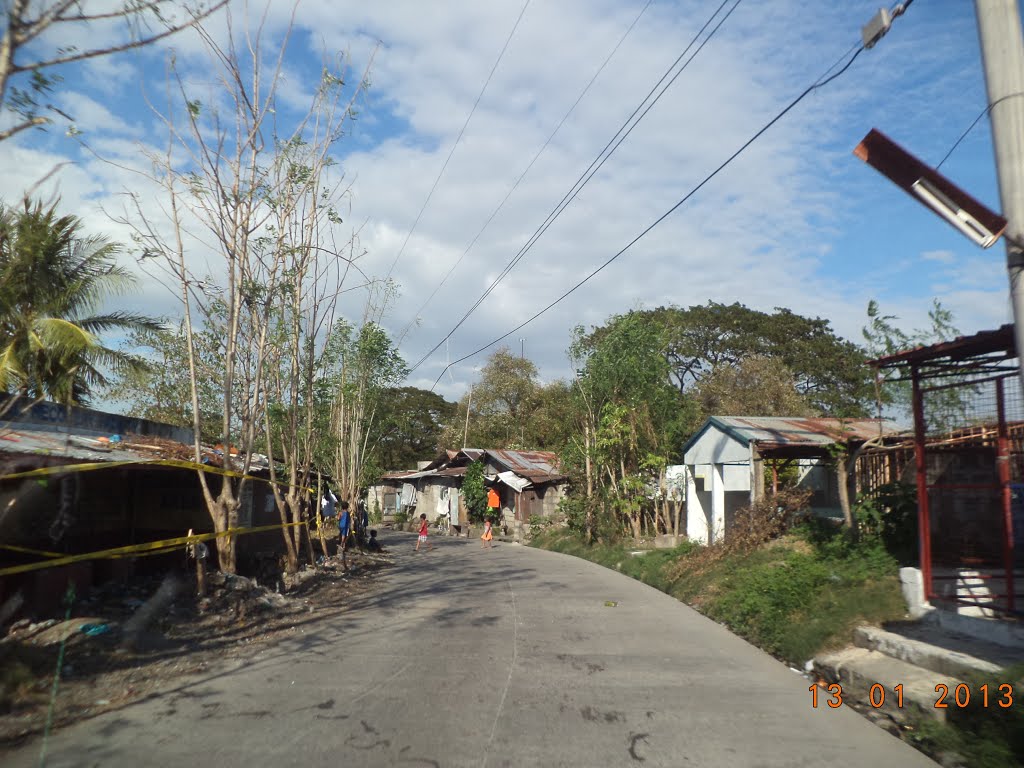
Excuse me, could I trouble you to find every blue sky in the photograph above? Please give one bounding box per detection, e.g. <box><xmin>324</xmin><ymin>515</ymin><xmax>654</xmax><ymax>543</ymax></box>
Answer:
<box><xmin>0</xmin><ymin>0</ymin><xmax>1012</xmax><ymax>402</ymax></box>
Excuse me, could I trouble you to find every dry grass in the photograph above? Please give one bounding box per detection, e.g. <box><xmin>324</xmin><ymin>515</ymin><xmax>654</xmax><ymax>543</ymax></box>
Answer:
<box><xmin>666</xmin><ymin>487</ymin><xmax>812</xmax><ymax>581</ymax></box>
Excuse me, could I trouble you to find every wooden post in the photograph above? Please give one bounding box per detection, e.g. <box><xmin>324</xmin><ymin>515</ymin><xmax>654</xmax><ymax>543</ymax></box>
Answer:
<box><xmin>315</xmin><ymin>474</ymin><xmax>329</xmax><ymax>559</ymax></box>
<box><xmin>188</xmin><ymin>529</ymin><xmax>206</xmax><ymax>597</ymax></box>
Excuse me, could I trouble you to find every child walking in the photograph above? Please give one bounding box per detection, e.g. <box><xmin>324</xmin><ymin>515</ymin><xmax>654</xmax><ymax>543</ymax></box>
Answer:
<box><xmin>481</xmin><ymin>518</ymin><xmax>493</xmax><ymax>548</ymax></box>
<box><xmin>415</xmin><ymin>513</ymin><xmax>433</xmax><ymax>552</ymax></box>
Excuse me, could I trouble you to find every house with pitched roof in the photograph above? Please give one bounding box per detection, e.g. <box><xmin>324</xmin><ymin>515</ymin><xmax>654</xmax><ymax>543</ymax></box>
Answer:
<box><xmin>681</xmin><ymin>416</ymin><xmax>901</xmax><ymax>544</ymax></box>
<box><xmin>369</xmin><ymin>448</ymin><xmax>568</xmax><ymax>539</ymax></box>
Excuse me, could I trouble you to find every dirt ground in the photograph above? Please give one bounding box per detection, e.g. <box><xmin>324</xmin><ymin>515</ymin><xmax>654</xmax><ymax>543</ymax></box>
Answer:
<box><xmin>0</xmin><ymin>547</ymin><xmax>392</xmax><ymax>749</ymax></box>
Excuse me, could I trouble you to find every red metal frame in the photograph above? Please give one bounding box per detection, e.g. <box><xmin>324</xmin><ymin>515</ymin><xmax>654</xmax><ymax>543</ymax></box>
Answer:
<box><xmin>996</xmin><ymin>378</ymin><xmax>1015</xmax><ymax>613</ymax></box>
<box><xmin>910</xmin><ymin>370</ymin><xmax>1019</xmax><ymax>615</ymax></box>
<box><xmin>911</xmin><ymin>367</ymin><xmax>934</xmax><ymax>602</ymax></box>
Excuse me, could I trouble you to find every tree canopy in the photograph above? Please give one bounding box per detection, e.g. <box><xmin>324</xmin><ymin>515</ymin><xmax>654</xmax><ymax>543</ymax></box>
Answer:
<box><xmin>366</xmin><ymin>386</ymin><xmax>455</xmax><ymax>472</ymax></box>
<box><xmin>0</xmin><ymin>200</ymin><xmax>161</xmax><ymax>406</ymax></box>
<box><xmin>585</xmin><ymin>302</ymin><xmax>875</xmax><ymax>417</ymax></box>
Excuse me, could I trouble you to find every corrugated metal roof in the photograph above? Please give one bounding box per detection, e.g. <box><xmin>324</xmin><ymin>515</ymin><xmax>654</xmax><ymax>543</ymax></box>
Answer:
<box><xmin>0</xmin><ymin>428</ymin><xmax>158</xmax><ymax>464</ymax></box>
<box><xmin>486</xmin><ymin>449</ymin><xmax>566</xmax><ymax>481</ymax></box>
<box><xmin>868</xmin><ymin>325</ymin><xmax>1014</xmax><ymax>368</ymax></box>
<box><xmin>379</xmin><ymin>469</ymin><xmax>431</xmax><ymax>480</ymax></box>
<box><xmin>0</xmin><ymin>428</ymin><xmax>276</xmax><ymax>473</ymax></box>
<box><xmin>709</xmin><ymin>416</ymin><xmax>901</xmax><ymax>448</ymax></box>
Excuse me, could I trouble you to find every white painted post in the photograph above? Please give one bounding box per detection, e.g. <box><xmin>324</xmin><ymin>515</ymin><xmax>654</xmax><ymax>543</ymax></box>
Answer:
<box><xmin>684</xmin><ymin>466</ymin><xmax>707</xmax><ymax>545</ymax></box>
<box><xmin>711</xmin><ymin>463</ymin><xmax>725</xmax><ymax>544</ymax></box>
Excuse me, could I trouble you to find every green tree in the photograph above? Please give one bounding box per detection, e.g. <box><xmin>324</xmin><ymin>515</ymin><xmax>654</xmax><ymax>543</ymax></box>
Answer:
<box><xmin>527</xmin><ymin>380</ymin><xmax>576</xmax><ymax>451</ymax></box>
<box><xmin>568</xmin><ymin>312</ymin><xmax>698</xmax><ymax>541</ymax></box>
<box><xmin>443</xmin><ymin>347</ymin><xmax>541</xmax><ymax>449</ymax></box>
<box><xmin>473</xmin><ymin>347</ymin><xmax>539</xmax><ymax>447</ymax></box>
<box><xmin>615</xmin><ymin>303</ymin><xmax>874</xmax><ymax>416</ymax></box>
<box><xmin>862</xmin><ymin>298</ymin><xmax>959</xmax><ymax>413</ymax></box>
<box><xmin>105</xmin><ymin>321</ymin><xmax>222</xmax><ymax>441</ymax></box>
<box><xmin>693</xmin><ymin>355</ymin><xmax>816</xmax><ymax>418</ymax></box>
<box><xmin>0</xmin><ymin>200</ymin><xmax>161</xmax><ymax>406</ymax></box>
<box><xmin>461</xmin><ymin>460</ymin><xmax>488</xmax><ymax>523</ymax></box>
<box><xmin>316</xmin><ymin>319</ymin><xmax>409</xmax><ymax>502</ymax></box>
<box><xmin>370</xmin><ymin>386</ymin><xmax>456</xmax><ymax>470</ymax></box>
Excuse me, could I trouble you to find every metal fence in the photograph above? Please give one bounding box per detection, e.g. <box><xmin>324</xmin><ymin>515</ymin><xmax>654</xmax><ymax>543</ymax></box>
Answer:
<box><xmin>916</xmin><ymin>371</ymin><xmax>1023</xmax><ymax>616</ymax></box>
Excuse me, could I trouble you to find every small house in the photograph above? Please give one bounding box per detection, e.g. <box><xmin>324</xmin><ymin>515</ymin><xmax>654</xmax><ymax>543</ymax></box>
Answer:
<box><xmin>682</xmin><ymin>416</ymin><xmax>900</xmax><ymax>544</ymax></box>
<box><xmin>369</xmin><ymin>448</ymin><xmax>568</xmax><ymax>539</ymax></box>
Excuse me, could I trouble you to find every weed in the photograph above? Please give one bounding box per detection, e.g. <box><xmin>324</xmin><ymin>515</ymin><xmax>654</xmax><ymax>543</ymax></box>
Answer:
<box><xmin>0</xmin><ymin>643</ymin><xmax>52</xmax><ymax>713</ymax></box>
<box><xmin>905</xmin><ymin>663</ymin><xmax>1024</xmax><ymax>768</ymax></box>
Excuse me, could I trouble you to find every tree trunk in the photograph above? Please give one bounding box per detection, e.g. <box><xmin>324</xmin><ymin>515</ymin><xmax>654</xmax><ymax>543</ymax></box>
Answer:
<box><xmin>836</xmin><ymin>454</ymin><xmax>858</xmax><ymax>542</ymax></box>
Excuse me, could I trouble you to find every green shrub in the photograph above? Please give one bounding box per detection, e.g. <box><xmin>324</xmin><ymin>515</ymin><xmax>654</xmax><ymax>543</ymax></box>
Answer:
<box><xmin>854</xmin><ymin>481</ymin><xmax>917</xmax><ymax>564</ymax></box>
<box><xmin>462</xmin><ymin>461</ymin><xmax>488</xmax><ymax>523</ymax></box>
<box><xmin>908</xmin><ymin>662</ymin><xmax>1024</xmax><ymax>768</ymax></box>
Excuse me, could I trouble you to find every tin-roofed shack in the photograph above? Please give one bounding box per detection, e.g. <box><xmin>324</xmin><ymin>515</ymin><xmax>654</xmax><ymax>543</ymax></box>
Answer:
<box><xmin>681</xmin><ymin>416</ymin><xmax>902</xmax><ymax>545</ymax></box>
<box><xmin>368</xmin><ymin>448</ymin><xmax>568</xmax><ymax>540</ymax></box>
<box><xmin>1</xmin><ymin>400</ymin><xmax>299</xmax><ymax>616</ymax></box>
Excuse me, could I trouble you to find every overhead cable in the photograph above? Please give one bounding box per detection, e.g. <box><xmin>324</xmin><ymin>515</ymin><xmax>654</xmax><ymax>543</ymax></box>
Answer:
<box><xmin>408</xmin><ymin>0</ymin><xmax>741</xmax><ymax>374</ymax></box>
<box><xmin>395</xmin><ymin>0</ymin><xmax>656</xmax><ymax>345</ymax></box>
<box><xmin>429</xmin><ymin>43</ymin><xmax>873</xmax><ymax>390</ymax></box>
<box><xmin>380</xmin><ymin>0</ymin><xmax>532</xmax><ymax>288</ymax></box>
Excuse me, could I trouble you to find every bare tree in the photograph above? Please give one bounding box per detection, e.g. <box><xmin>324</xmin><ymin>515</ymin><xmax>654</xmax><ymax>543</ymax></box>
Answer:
<box><xmin>112</xmin><ymin>2</ymin><xmax>348</xmax><ymax>572</ymax></box>
<box><xmin>0</xmin><ymin>0</ymin><xmax>228</xmax><ymax>143</ymax></box>
<box><xmin>259</xmin><ymin>79</ymin><xmax>375</xmax><ymax>571</ymax></box>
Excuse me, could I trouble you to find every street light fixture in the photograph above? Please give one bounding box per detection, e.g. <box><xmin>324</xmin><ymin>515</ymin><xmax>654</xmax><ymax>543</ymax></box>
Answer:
<box><xmin>853</xmin><ymin>128</ymin><xmax>1008</xmax><ymax>249</ymax></box>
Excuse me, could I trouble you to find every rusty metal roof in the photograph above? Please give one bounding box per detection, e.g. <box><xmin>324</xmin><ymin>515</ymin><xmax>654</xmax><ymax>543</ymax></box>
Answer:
<box><xmin>868</xmin><ymin>325</ymin><xmax>1015</xmax><ymax>368</ymax></box>
<box><xmin>379</xmin><ymin>448</ymin><xmax>567</xmax><ymax>484</ymax></box>
<box><xmin>686</xmin><ymin>416</ymin><xmax>901</xmax><ymax>455</ymax></box>
<box><xmin>1</xmin><ymin>428</ymin><xmax>171</xmax><ymax>465</ymax></box>
<box><xmin>485</xmin><ymin>449</ymin><xmax>565</xmax><ymax>482</ymax></box>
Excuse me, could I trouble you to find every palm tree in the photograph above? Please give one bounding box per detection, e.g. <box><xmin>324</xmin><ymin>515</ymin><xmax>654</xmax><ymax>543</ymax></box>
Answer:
<box><xmin>0</xmin><ymin>199</ymin><xmax>163</xmax><ymax>406</ymax></box>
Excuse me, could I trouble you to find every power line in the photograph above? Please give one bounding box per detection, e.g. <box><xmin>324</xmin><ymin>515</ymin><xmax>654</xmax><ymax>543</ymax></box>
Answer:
<box><xmin>395</xmin><ymin>0</ymin><xmax>656</xmax><ymax>345</ymax></box>
<box><xmin>408</xmin><ymin>0</ymin><xmax>741</xmax><ymax>375</ymax></box>
<box><xmin>381</xmin><ymin>0</ymin><xmax>532</xmax><ymax>288</ymax></box>
<box><xmin>429</xmin><ymin>42</ymin><xmax>871</xmax><ymax>391</ymax></box>
<box><xmin>937</xmin><ymin>92</ymin><xmax>1024</xmax><ymax>170</ymax></box>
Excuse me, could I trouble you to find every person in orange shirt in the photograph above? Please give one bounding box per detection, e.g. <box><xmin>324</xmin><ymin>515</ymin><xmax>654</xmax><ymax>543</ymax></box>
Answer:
<box><xmin>481</xmin><ymin>518</ymin><xmax>493</xmax><ymax>548</ymax></box>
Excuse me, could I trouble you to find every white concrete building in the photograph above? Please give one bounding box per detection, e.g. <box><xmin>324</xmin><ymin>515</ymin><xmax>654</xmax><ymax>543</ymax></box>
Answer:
<box><xmin>682</xmin><ymin>416</ymin><xmax>900</xmax><ymax>545</ymax></box>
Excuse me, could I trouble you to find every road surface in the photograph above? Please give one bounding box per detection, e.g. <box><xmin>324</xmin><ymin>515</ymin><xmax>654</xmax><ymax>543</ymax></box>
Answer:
<box><xmin>5</xmin><ymin>532</ymin><xmax>936</xmax><ymax>767</ymax></box>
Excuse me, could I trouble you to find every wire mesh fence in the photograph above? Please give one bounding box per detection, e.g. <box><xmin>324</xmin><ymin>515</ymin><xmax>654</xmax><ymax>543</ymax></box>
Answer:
<box><xmin>919</xmin><ymin>371</ymin><xmax>1021</xmax><ymax>613</ymax></box>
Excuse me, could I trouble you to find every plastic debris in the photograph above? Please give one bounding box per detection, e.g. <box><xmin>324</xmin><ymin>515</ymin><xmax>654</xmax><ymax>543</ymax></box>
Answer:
<box><xmin>79</xmin><ymin>623</ymin><xmax>111</xmax><ymax>637</ymax></box>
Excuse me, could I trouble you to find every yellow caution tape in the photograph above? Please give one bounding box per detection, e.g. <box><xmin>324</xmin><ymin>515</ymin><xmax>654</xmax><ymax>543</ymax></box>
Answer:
<box><xmin>0</xmin><ymin>521</ymin><xmax>308</xmax><ymax>577</ymax></box>
<box><xmin>0</xmin><ymin>456</ymin><xmax>315</xmax><ymax>494</ymax></box>
<box><xmin>0</xmin><ymin>543</ymin><xmax>64</xmax><ymax>558</ymax></box>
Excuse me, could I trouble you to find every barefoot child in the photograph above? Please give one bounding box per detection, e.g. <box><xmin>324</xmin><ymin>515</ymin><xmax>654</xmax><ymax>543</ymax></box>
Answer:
<box><xmin>481</xmin><ymin>518</ymin><xmax>493</xmax><ymax>548</ymax></box>
<box><xmin>415</xmin><ymin>513</ymin><xmax>433</xmax><ymax>551</ymax></box>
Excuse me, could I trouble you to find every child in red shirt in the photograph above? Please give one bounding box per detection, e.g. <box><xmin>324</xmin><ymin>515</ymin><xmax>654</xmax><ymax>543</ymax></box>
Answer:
<box><xmin>415</xmin><ymin>513</ymin><xmax>433</xmax><ymax>552</ymax></box>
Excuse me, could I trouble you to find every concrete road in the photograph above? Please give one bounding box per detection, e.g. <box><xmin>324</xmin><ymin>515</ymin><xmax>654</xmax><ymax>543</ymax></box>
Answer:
<box><xmin>5</xmin><ymin>533</ymin><xmax>936</xmax><ymax>767</ymax></box>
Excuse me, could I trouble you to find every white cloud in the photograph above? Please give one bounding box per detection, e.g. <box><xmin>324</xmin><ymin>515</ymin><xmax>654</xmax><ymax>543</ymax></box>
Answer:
<box><xmin>921</xmin><ymin>249</ymin><xmax>956</xmax><ymax>264</ymax></box>
<box><xmin>59</xmin><ymin>92</ymin><xmax>143</xmax><ymax>137</ymax></box>
<box><xmin>1</xmin><ymin>0</ymin><xmax>1001</xmax><ymax>406</ymax></box>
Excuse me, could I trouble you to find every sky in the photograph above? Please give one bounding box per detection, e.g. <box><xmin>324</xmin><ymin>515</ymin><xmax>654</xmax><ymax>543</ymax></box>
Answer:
<box><xmin>0</xmin><ymin>0</ymin><xmax>1013</xmax><ymax>405</ymax></box>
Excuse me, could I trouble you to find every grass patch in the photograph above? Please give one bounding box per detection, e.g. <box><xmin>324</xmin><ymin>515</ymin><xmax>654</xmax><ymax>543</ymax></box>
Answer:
<box><xmin>903</xmin><ymin>663</ymin><xmax>1024</xmax><ymax>768</ymax></box>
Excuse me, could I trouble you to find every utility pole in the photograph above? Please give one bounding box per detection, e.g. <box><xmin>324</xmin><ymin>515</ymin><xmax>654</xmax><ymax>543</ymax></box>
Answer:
<box><xmin>976</xmin><ymin>0</ymin><xmax>1024</xmax><ymax>390</ymax></box>
<box><xmin>463</xmin><ymin>384</ymin><xmax>473</xmax><ymax>449</ymax></box>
